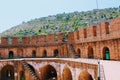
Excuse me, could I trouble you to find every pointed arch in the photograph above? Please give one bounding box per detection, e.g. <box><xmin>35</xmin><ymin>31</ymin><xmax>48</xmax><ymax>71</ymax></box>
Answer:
<box><xmin>103</xmin><ymin>47</ymin><xmax>110</xmax><ymax>60</ymax></box>
<box><xmin>0</xmin><ymin>65</ymin><xmax>14</xmax><ymax>80</ymax></box>
<box><xmin>62</xmin><ymin>66</ymin><xmax>72</xmax><ymax>80</ymax></box>
<box><xmin>40</xmin><ymin>64</ymin><xmax>57</xmax><ymax>80</ymax></box>
<box><xmin>78</xmin><ymin>70</ymin><xmax>93</xmax><ymax>80</ymax></box>
<box><xmin>88</xmin><ymin>46</ymin><xmax>94</xmax><ymax>59</ymax></box>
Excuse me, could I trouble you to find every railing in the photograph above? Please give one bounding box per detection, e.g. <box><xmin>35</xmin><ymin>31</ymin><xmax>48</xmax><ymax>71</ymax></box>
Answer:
<box><xmin>21</xmin><ymin>60</ymin><xmax>40</xmax><ymax>80</ymax></box>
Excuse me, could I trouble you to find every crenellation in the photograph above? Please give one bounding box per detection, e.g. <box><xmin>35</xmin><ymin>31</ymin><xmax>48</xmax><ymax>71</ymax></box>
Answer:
<box><xmin>0</xmin><ymin>17</ymin><xmax>120</xmax><ymax>60</ymax></box>
<box><xmin>22</xmin><ymin>37</ymin><xmax>30</xmax><ymax>45</ymax></box>
<box><xmin>1</xmin><ymin>37</ymin><xmax>8</xmax><ymax>45</ymax></box>
<box><xmin>47</xmin><ymin>34</ymin><xmax>55</xmax><ymax>43</ymax></box>
<box><xmin>12</xmin><ymin>37</ymin><xmax>18</xmax><ymax>45</ymax></box>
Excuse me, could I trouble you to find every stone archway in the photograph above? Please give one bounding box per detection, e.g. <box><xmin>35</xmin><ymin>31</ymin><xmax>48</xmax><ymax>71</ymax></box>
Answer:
<box><xmin>42</xmin><ymin>50</ymin><xmax>47</xmax><ymax>57</ymax></box>
<box><xmin>32</xmin><ymin>50</ymin><xmax>36</xmax><ymax>57</ymax></box>
<box><xmin>40</xmin><ymin>64</ymin><xmax>57</xmax><ymax>80</ymax></box>
<box><xmin>0</xmin><ymin>65</ymin><xmax>14</xmax><ymax>80</ymax></box>
<box><xmin>76</xmin><ymin>48</ymin><xmax>81</xmax><ymax>58</ymax></box>
<box><xmin>54</xmin><ymin>49</ymin><xmax>59</xmax><ymax>57</ymax></box>
<box><xmin>17</xmin><ymin>49</ymin><xmax>23</xmax><ymax>58</ymax></box>
<box><xmin>9</xmin><ymin>51</ymin><xmax>14</xmax><ymax>59</ymax></box>
<box><xmin>20</xmin><ymin>71</ymin><xmax>25</xmax><ymax>80</ymax></box>
<box><xmin>78</xmin><ymin>70</ymin><xmax>93</xmax><ymax>80</ymax></box>
<box><xmin>103</xmin><ymin>47</ymin><xmax>110</xmax><ymax>60</ymax></box>
<box><xmin>62</xmin><ymin>66</ymin><xmax>72</xmax><ymax>80</ymax></box>
<box><xmin>88</xmin><ymin>46</ymin><xmax>94</xmax><ymax>59</ymax></box>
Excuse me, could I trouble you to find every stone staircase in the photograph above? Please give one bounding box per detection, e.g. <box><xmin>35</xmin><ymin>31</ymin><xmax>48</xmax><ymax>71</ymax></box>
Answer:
<box><xmin>68</xmin><ymin>44</ymin><xmax>78</xmax><ymax>57</ymax></box>
<box><xmin>68</xmin><ymin>44</ymin><xmax>76</xmax><ymax>53</ymax></box>
<box><xmin>21</xmin><ymin>60</ymin><xmax>40</xmax><ymax>80</ymax></box>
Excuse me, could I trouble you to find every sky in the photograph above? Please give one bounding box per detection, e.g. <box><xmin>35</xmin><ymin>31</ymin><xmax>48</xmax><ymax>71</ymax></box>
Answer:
<box><xmin>0</xmin><ymin>0</ymin><xmax>119</xmax><ymax>33</ymax></box>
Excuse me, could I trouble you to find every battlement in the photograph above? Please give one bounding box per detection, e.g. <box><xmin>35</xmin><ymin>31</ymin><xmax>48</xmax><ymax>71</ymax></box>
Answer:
<box><xmin>0</xmin><ymin>17</ymin><xmax>120</xmax><ymax>46</ymax></box>
<box><xmin>69</xmin><ymin>17</ymin><xmax>120</xmax><ymax>43</ymax></box>
<box><xmin>0</xmin><ymin>33</ymin><xmax>66</xmax><ymax>46</ymax></box>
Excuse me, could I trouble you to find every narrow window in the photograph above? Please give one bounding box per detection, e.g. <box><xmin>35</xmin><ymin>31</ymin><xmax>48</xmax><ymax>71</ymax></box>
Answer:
<box><xmin>84</xmin><ymin>28</ymin><xmax>87</xmax><ymax>38</ymax></box>
<box><xmin>93</xmin><ymin>26</ymin><xmax>97</xmax><ymax>36</ymax></box>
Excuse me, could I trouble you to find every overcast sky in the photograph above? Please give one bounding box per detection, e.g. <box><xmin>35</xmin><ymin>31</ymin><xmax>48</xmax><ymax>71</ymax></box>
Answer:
<box><xmin>0</xmin><ymin>0</ymin><xmax>119</xmax><ymax>33</ymax></box>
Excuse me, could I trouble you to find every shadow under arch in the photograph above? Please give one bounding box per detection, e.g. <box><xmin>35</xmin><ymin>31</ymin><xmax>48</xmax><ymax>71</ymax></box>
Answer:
<box><xmin>62</xmin><ymin>66</ymin><xmax>72</xmax><ymax>80</ymax></box>
<box><xmin>78</xmin><ymin>70</ymin><xmax>93</xmax><ymax>80</ymax></box>
<box><xmin>40</xmin><ymin>64</ymin><xmax>57</xmax><ymax>80</ymax></box>
<box><xmin>0</xmin><ymin>65</ymin><xmax>14</xmax><ymax>80</ymax></box>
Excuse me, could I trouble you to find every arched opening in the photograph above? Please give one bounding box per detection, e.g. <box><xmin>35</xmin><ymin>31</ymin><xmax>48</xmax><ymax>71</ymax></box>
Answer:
<box><xmin>9</xmin><ymin>51</ymin><xmax>14</xmax><ymax>59</ymax></box>
<box><xmin>54</xmin><ymin>49</ymin><xmax>59</xmax><ymax>57</ymax></box>
<box><xmin>17</xmin><ymin>49</ymin><xmax>23</xmax><ymax>58</ymax></box>
<box><xmin>78</xmin><ymin>70</ymin><xmax>93</xmax><ymax>80</ymax></box>
<box><xmin>32</xmin><ymin>50</ymin><xmax>36</xmax><ymax>57</ymax></box>
<box><xmin>40</xmin><ymin>64</ymin><xmax>57</xmax><ymax>80</ymax></box>
<box><xmin>0</xmin><ymin>65</ymin><xmax>14</xmax><ymax>80</ymax></box>
<box><xmin>20</xmin><ymin>71</ymin><xmax>25</xmax><ymax>80</ymax></box>
<box><xmin>62</xmin><ymin>66</ymin><xmax>72</xmax><ymax>80</ymax></box>
<box><xmin>76</xmin><ymin>48</ymin><xmax>81</xmax><ymax>58</ymax></box>
<box><xmin>42</xmin><ymin>50</ymin><xmax>47</xmax><ymax>57</ymax></box>
<box><xmin>103</xmin><ymin>47</ymin><xmax>110</xmax><ymax>60</ymax></box>
<box><xmin>88</xmin><ymin>47</ymin><xmax>94</xmax><ymax>59</ymax></box>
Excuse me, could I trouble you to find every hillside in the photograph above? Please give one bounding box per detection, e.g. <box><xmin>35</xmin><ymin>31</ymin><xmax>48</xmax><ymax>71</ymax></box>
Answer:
<box><xmin>1</xmin><ymin>7</ymin><xmax>120</xmax><ymax>37</ymax></box>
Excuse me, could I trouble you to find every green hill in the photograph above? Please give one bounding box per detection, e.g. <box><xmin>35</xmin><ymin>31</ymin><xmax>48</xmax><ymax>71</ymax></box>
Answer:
<box><xmin>1</xmin><ymin>7</ymin><xmax>120</xmax><ymax>37</ymax></box>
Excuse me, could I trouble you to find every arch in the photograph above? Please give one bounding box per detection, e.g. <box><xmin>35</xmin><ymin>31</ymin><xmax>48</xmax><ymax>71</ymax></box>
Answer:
<box><xmin>17</xmin><ymin>49</ymin><xmax>23</xmax><ymax>58</ymax></box>
<box><xmin>40</xmin><ymin>64</ymin><xmax>57</xmax><ymax>80</ymax></box>
<box><xmin>20</xmin><ymin>71</ymin><xmax>25</xmax><ymax>80</ymax></box>
<box><xmin>62</xmin><ymin>66</ymin><xmax>72</xmax><ymax>80</ymax></box>
<box><xmin>32</xmin><ymin>50</ymin><xmax>36</xmax><ymax>57</ymax></box>
<box><xmin>76</xmin><ymin>48</ymin><xmax>81</xmax><ymax>58</ymax></box>
<box><xmin>78</xmin><ymin>70</ymin><xmax>93</xmax><ymax>80</ymax></box>
<box><xmin>0</xmin><ymin>65</ymin><xmax>14</xmax><ymax>80</ymax></box>
<box><xmin>103</xmin><ymin>47</ymin><xmax>110</xmax><ymax>60</ymax></box>
<box><xmin>42</xmin><ymin>50</ymin><xmax>47</xmax><ymax>57</ymax></box>
<box><xmin>88</xmin><ymin>46</ymin><xmax>94</xmax><ymax>59</ymax></box>
<box><xmin>9</xmin><ymin>51</ymin><xmax>14</xmax><ymax>59</ymax></box>
<box><xmin>54</xmin><ymin>49</ymin><xmax>59</xmax><ymax>57</ymax></box>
